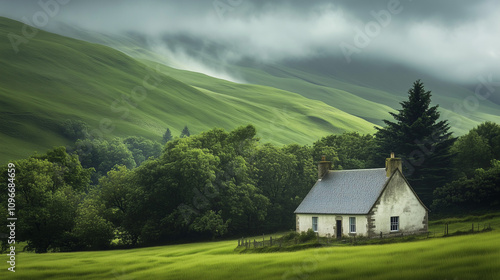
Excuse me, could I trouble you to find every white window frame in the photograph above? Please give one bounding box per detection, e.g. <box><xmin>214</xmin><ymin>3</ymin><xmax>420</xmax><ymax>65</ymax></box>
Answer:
<box><xmin>312</xmin><ymin>217</ymin><xmax>318</xmax><ymax>232</ymax></box>
<box><xmin>390</xmin><ymin>216</ymin><xmax>399</xmax><ymax>232</ymax></box>
<box><xmin>349</xmin><ymin>217</ymin><xmax>356</xmax><ymax>233</ymax></box>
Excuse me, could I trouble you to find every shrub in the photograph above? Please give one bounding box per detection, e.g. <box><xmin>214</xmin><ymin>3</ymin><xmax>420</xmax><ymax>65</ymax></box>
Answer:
<box><xmin>281</xmin><ymin>231</ymin><xmax>299</xmax><ymax>242</ymax></box>
<box><xmin>299</xmin><ymin>228</ymin><xmax>317</xmax><ymax>243</ymax></box>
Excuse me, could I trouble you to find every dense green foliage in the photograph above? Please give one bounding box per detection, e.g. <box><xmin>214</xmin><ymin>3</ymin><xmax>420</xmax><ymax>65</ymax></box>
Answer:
<box><xmin>431</xmin><ymin>122</ymin><xmax>500</xmax><ymax>213</ymax></box>
<box><xmin>313</xmin><ymin>132</ymin><xmax>376</xmax><ymax>169</ymax></box>
<box><xmin>122</xmin><ymin>136</ymin><xmax>162</xmax><ymax>166</ymax></box>
<box><xmin>71</xmin><ymin>138</ymin><xmax>137</xmax><ymax>183</ymax></box>
<box><xmin>452</xmin><ymin>122</ymin><xmax>500</xmax><ymax>177</ymax></box>
<box><xmin>116</xmin><ymin>125</ymin><xmax>315</xmax><ymax>244</ymax></box>
<box><xmin>0</xmin><ymin>147</ymin><xmax>95</xmax><ymax>253</ymax></box>
<box><xmin>375</xmin><ymin>80</ymin><xmax>456</xmax><ymax>205</ymax></box>
<box><xmin>61</xmin><ymin>119</ymin><xmax>90</xmax><ymax>141</ymax></box>
<box><xmin>432</xmin><ymin>160</ymin><xmax>500</xmax><ymax>213</ymax></box>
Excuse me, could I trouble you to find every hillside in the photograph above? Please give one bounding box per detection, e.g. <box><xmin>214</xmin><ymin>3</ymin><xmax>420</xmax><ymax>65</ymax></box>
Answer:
<box><xmin>53</xmin><ymin>24</ymin><xmax>500</xmax><ymax>136</ymax></box>
<box><xmin>233</xmin><ymin>59</ymin><xmax>500</xmax><ymax>135</ymax></box>
<box><xmin>0</xmin><ymin>17</ymin><xmax>377</xmax><ymax>162</ymax></box>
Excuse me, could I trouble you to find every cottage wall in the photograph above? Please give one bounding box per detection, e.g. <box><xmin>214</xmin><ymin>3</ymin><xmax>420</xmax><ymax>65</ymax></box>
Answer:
<box><xmin>368</xmin><ymin>171</ymin><xmax>428</xmax><ymax>237</ymax></box>
<box><xmin>296</xmin><ymin>214</ymin><xmax>368</xmax><ymax>237</ymax></box>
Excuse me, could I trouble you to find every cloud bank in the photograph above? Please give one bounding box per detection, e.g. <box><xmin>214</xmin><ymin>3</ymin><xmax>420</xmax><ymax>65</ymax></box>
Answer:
<box><xmin>1</xmin><ymin>0</ymin><xmax>499</xmax><ymax>83</ymax></box>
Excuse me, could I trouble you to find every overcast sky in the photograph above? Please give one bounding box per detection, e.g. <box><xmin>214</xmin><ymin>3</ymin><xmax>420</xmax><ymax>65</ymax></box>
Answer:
<box><xmin>1</xmin><ymin>0</ymin><xmax>499</xmax><ymax>84</ymax></box>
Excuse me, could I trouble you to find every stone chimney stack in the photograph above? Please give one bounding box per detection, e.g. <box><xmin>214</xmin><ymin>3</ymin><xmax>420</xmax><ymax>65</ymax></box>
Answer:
<box><xmin>385</xmin><ymin>152</ymin><xmax>402</xmax><ymax>177</ymax></box>
<box><xmin>318</xmin><ymin>155</ymin><xmax>331</xmax><ymax>180</ymax></box>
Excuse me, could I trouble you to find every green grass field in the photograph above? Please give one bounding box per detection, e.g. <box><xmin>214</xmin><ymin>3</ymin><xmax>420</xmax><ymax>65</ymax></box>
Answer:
<box><xmin>2</xmin><ymin>214</ymin><xmax>499</xmax><ymax>279</ymax></box>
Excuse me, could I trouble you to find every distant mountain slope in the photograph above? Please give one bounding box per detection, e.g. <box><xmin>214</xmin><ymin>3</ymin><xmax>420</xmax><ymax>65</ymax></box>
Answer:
<box><xmin>234</xmin><ymin>58</ymin><xmax>500</xmax><ymax>135</ymax></box>
<box><xmin>54</xmin><ymin>24</ymin><xmax>500</xmax><ymax>135</ymax></box>
<box><xmin>0</xmin><ymin>17</ymin><xmax>377</xmax><ymax>162</ymax></box>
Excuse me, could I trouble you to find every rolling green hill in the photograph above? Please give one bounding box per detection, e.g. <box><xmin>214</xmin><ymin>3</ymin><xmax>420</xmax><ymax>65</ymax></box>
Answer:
<box><xmin>232</xmin><ymin>60</ymin><xmax>500</xmax><ymax>135</ymax></box>
<box><xmin>3</xmin><ymin>16</ymin><xmax>499</xmax><ymax>163</ymax></box>
<box><xmin>0</xmin><ymin>17</ymin><xmax>377</xmax><ymax>162</ymax></box>
<box><xmin>55</xmin><ymin>23</ymin><xmax>500</xmax><ymax>136</ymax></box>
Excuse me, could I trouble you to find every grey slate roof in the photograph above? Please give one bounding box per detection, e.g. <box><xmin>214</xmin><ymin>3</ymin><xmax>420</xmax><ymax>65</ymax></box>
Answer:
<box><xmin>294</xmin><ymin>168</ymin><xmax>388</xmax><ymax>214</ymax></box>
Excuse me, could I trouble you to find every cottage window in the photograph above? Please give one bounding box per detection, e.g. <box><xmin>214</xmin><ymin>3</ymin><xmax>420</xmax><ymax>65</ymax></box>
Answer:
<box><xmin>349</xmin><ymin>217</ymin><xmax>356</xmax><ymax>233</ymax></box>
<box><xmin>390</xmin><ymin>216</ymin><xmax>399</xmax><ymax>231</ymax></box>
<box><xmin>312</xmin><ymin>217</ymin><xmax>318</xmax><ymax>232</ymax></box>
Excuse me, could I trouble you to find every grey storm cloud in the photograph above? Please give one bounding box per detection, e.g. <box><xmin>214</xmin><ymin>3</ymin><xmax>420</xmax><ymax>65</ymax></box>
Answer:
<box><xmin>1</xmin><ymin>0</ymin><xmax>499</xmax><ymax>83</ymax></box>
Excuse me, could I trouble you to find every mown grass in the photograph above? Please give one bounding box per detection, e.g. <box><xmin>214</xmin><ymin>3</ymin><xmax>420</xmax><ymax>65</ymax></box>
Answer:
<box><xmin>2</xmin><ymin>214</ymin><xmax>499</xmax><ymax>279</ymax></box>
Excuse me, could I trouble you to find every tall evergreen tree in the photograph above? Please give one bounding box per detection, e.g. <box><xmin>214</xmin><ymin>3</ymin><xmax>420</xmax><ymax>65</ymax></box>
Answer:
<box><xmin>180</xmin><ymin>125</ymin><xmax>191</xmax><ymax>138</ymax></box>
<box><xmin>162</xmin><ymin>128</ymin><xmax>172</xmax><ymax>143</ymax></box>
<box><xmin>375</xmin><ymin>80</ymin><xmax>456</xmax><ymax>205</ymax></box>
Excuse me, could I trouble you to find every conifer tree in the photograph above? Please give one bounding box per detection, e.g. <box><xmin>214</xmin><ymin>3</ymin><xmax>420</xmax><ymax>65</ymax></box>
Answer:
<box><xmin>180</xmin><ymin>125</ymin><xmax>191</xmax><ymax>138</ymax></box>
<box><xmin>375</xmin><ymin>80</ymin><xmax>456</xmax><ymax>205</ymax></box>
<box><xmin>162</xmin><ymin>128</ymin><xmax>172</xmax><ymax>143</ymax></box>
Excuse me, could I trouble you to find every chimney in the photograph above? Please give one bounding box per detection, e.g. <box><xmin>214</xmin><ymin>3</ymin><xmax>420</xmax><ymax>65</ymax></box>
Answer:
<box><xmin>318</xmin><ymin>155</ymin><xmax>331</xmax><ymax>180</ymax></box>
<box><xmin>385</xmin><ymin>152</ymin><xmax>402</xmax><ymax>177</ymax></box>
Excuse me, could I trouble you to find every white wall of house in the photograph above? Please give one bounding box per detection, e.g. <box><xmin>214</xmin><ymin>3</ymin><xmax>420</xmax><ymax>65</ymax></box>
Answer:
<box><xmin>296</xmin><ymin>214</ymin><xmax>369</xmax><ymax>237</ymax></box>
<box><xmin>370</xmin><ymin>171</ymin><xmax>428</xmax><ymax>236</ymax></box>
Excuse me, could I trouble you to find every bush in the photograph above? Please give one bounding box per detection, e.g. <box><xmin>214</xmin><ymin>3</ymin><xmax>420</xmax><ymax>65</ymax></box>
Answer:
<box><xmin>299</xmin><ymin>228</ymin><xmax>317</xmax><ymax>243</ymax></box>
<box><xmin>62</xmin><ymin>119</ymin><xmax>89</xmax><ymax>141</ymax></box>
<box><xmin>281</xmin><ymin>231</ymin><xmax>299</xmax><ymax>242</ymax></box>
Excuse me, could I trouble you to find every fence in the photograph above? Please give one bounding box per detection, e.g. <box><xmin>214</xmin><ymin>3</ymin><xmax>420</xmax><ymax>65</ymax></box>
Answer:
<box><xmin>237</xmin><ymin>222</ymin><xmax>495</xmax><ymax>249</ymax></box>
<box><xmin>237</xmin><ymin>233</ymin><xmax>347</xmax><ymax>249</ymax></box>
<box><xmin>440</xmin><ymin>222</ymin><xmax>492</xmax><ymax>237</ymax></box>
<box><xmin>237</xmin><ymin>236</ymin><xmax>279</xmax><ymax>249</ymax></box>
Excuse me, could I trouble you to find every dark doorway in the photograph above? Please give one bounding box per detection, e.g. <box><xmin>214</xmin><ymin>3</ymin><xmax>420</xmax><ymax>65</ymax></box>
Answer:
<box><xmin>336</xmin><ymin>220</ymin><xmax>342</xmax><ymax>239</ymax></box>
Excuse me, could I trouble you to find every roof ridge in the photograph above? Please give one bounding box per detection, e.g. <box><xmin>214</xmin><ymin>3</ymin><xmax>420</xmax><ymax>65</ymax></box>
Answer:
<box><xmin>330</xmin><ymin>168</ymin><xmax>385</xmax><ymax>172</ymax></box>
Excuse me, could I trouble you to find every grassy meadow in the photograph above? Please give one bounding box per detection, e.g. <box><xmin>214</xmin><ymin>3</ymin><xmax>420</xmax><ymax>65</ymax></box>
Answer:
<box><xmin>2</xmin><ymin>214</ymin><xmax>499</xmax><ymax>280</ymax></box>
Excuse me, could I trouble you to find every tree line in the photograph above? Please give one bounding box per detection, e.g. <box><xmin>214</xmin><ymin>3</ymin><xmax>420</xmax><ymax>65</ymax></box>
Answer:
<box><xmin>1</xmin><ymin>80</ymin><xmax>499</xmax><ymax>252</ymax></box>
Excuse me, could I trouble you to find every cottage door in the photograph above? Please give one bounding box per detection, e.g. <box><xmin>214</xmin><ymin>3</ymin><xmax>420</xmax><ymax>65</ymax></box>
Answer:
<box><xmin>336</xmin><ymin>220</ymin><xmax>342</xmax><ymax>239</ymax></box>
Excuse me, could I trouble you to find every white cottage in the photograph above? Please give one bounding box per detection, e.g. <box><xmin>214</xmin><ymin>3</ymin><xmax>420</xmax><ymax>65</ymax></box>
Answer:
<box><xmin>294</xmin><ymin>154</ymin><xmax>428</xmax><ymax>238</ymax></box>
